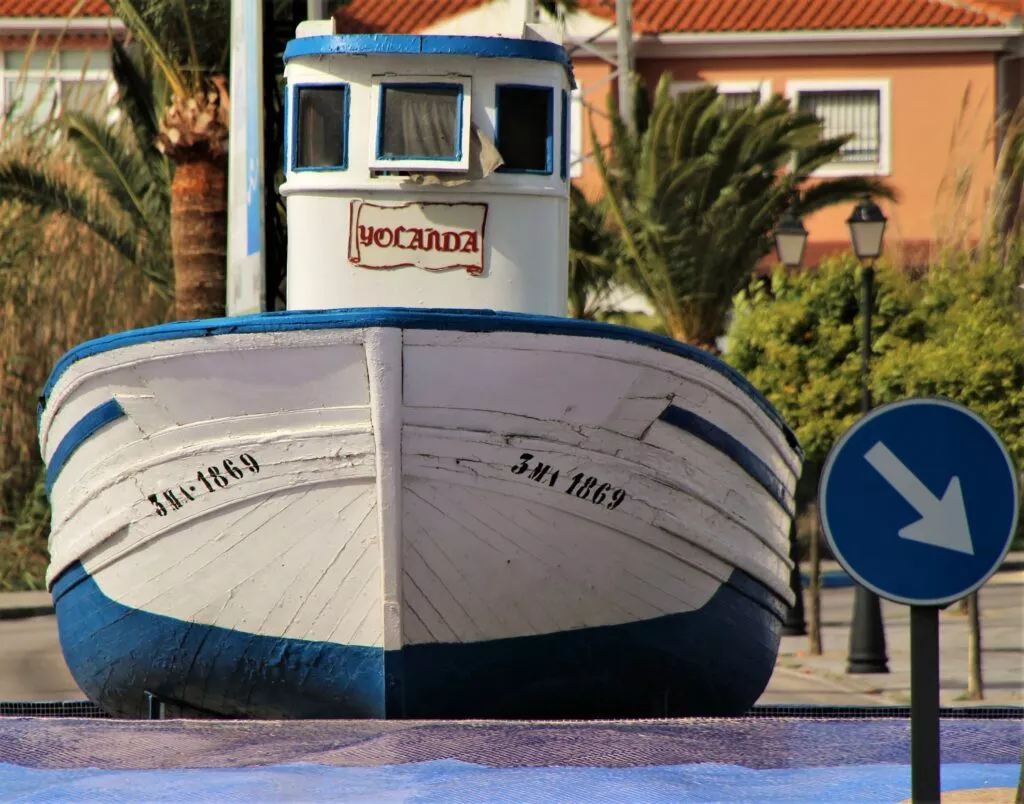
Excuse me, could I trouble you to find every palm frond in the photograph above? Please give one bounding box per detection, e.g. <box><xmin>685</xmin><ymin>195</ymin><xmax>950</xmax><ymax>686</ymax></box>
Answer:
<box><xmin>62</xmin><ymin>110</ymin><xmax>155</xmax><ymax>228</ymax></box>
<box><xmin>591</xmin><ymin>70</ymin><xmax>897</xmax><ymax>346</ymax></box>
<box><xmin>0</xmin><ymin>161</ymin><xmax>138</xmax><ymax>265</ymax></box>
<box><xmin>107</xmin><ymin>0</ymin><xmax>188</xmax><ymax>98</ymax></box>
<box><xmin>110</xmin><ymin>39</ymin><xmax>163</xmax><ymax>155</ymax></box>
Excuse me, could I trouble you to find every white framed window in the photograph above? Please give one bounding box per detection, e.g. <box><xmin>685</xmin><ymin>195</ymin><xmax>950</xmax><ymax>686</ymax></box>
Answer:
<box><xmin>0</xmin><ymin>48</ymin><xmax>114</xmax><ymax>131</ymax></box>
<box><xmin>670</xmin><ymin>79</ymin><xmax>773</xmax><ymax>111</ymax></box>
<box><xmin>495</xmin><ymin>84</ymin><xmax>553</xmax><ymax>175</ymax></box>
<box><xmin>785</xmin><ymin>79</ymin><xmax>892</xmax><ymax>177</ymax></box>
<box><xmin>569</xmin><ymin>87</ymin><xmax>583</xmax><ymax>178</ymax></box>
<box><xmin>369</xmin><ymin>75</ymin><xmax>472</xmax><ymax>173</ymax></box>
<box><xmin>292</xmin><ymin>83</ymin><xmax>349</xmax><ymax>172</ymax></box>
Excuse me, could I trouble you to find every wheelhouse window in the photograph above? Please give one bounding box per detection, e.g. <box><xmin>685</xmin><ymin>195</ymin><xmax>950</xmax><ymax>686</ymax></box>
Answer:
<box><xmin>370</xmin><ymin>78</ymin><xmax>470</xmax><ymax>172</ymax></box>
<box><xmin>496</xmin><ymin>85</ymin><xmax>553</xmax><ymax>174</ymax></box>
<box><xmin>294</xmin><ymin>85</ymin><xmax>348</xmax><ymax>170</ymax></box>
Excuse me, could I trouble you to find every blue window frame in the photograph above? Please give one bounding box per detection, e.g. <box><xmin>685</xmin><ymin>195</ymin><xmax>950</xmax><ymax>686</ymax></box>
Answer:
<box><xmin>292</xmin><ymin>83</ymin><xmax>349</xmax><ymax>171</ymax></box>
<box><xmin>375</xmin><ymin>82</ymin><xmax>465</xmax><ymax>163</ymax></box>
<box><xmin>495</xmin><ymin>84</ymin><xmax>554</xmax><ymax>175</ymax></box>
<box><xmin>560</xmin><ymin>89</ymin><xmax>568</xmax><ymax>180</ymax></box>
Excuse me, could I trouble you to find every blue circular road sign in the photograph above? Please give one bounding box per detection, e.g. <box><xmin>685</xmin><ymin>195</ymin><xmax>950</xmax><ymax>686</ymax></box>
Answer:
<box><xmin>819</xmin><ymin>398</ymin><xmax>1019</xmax><ymax>606</ymax></box>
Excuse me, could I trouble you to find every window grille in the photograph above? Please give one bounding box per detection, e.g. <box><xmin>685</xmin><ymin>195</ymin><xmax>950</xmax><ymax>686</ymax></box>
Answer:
<box><xmin>719</xmin><ymin>91</ymin><xmax>760</xmax><ymax>113</ymax></box>
<box><xmin>797</xmin><ymin>89</ymin><xmax>881</xmax><ymax>165</ymax></box>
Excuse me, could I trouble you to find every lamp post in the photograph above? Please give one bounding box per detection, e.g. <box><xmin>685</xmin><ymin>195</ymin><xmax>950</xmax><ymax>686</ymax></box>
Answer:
<box><xmin>774</xmin><ymin>202</ymin><xmax>809</xmax><ymax>636</ymax></box>
<box><xmin>845</xmin><ymin>196</ymin><xmax>890</xmax><ymax>674</ymax></box>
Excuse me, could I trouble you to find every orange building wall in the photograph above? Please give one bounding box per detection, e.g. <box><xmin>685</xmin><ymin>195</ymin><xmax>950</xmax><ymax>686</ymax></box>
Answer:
<box><xmin>574</xmin><ymin>51</ymin><xmax>1001</xmax><ymax>263</ymax></box>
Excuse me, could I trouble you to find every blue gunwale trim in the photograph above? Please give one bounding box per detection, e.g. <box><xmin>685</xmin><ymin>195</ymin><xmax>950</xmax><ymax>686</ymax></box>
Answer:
<box><xmin>292</xmin><ymin>83</ymin><xmax>350</xmax><ymax>172</ymax></box>
<box><xmin>39</xmin><ymin>308</ymin><xmax>801</xmax><ymax>455</ymax></box>
<box><xmin>45</xmin><ymin>399</ymin><xmax>125</xmax><ymax>496</ymax></box>
<box><xmin>495</xmin><ymin>84</ymin><xmax>554</xmax><ymax>176</ymax></box>
<box><xmin>658</xmin><ymin>404</ymin><xmax>794</xmax><ymax>516</ymax></box>
<box><xmin>284</xmin><ymin>34</ymin><xmax>575</xmax><ymax>87</ymax></box>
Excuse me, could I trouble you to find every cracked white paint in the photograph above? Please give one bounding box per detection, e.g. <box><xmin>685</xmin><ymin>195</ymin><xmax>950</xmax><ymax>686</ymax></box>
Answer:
<box><xmin>44</xmin><ymin>324</ymin><xmax>800</xmax><ymax>651</ymax></box>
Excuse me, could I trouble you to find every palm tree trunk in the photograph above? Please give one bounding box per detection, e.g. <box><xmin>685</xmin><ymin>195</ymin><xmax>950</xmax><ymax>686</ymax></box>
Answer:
<box><xmin>171</xmin><ymin>159</ymin><xmax>227</xmax><ymax>320</ymax></box>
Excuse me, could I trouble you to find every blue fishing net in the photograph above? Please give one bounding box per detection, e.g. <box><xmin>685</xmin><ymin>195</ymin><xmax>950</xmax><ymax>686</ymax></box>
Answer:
<box><xmin>0</xmin><ymin>717</ymin><xmax>1020</xmax><ymax>802</ymax></box>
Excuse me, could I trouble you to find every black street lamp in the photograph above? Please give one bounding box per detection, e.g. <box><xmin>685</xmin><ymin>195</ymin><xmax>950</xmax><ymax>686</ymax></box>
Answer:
<box><xmin>774</xmin><ymin>203</ymin><xmax>809</xmax><ymax>636</ymax></box>
<box><xmin>774</xmin><ymin>203</ymin><xmax>809</xmax><ymax>269</ymax></box>
<box><xmin>845</xmin><ymin>196</ymin><xmax>890</xmax><ymax>674</ymax></box>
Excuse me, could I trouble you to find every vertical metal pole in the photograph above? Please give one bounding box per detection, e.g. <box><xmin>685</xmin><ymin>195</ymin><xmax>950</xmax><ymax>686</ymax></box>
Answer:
<box><xmin>861</xmin><ymin>264</ymin><xmax>874</xmax><ymax>415</ymax></box>
<box><xmin>808</xmin><ymin>509</ymin><xmax>823</xmax><ymax>654</ymax></box>
<box><xmin>911</xmin><ymin>606</ymin><xmax>941</xmax><ymax>804</ymax></box>
<box><xmin>781</xmin><ymin>518</ymin><xmax>807</xmax><ymax>636</ymax></box>
<box><xmin>848</xmin><ymin>262</ymin><xmax>889</xmax><ymax>674</ymax></box>
<box><xmin>616</xmin><ymin>0</ymin><xmax>635</xmax><ymax>135</ymax></box>
<box><xmin>306</xmin><ymin>0</ymin><xmax>328</xmax><ymax>20</ymax></box>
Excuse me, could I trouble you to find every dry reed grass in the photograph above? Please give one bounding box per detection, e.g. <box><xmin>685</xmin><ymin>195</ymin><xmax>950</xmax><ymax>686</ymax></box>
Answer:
<box><xmin>0</xmin><ymin>178</ymin><xmax>171</xmax><ymax>590</ymax></box>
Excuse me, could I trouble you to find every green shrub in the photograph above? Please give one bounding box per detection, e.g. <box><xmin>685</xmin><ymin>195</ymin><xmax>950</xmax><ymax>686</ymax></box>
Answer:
<box><xmin>725</xmin><ymin>245</ymin><xmax>1023</xmax><ymax>543</ymax></box>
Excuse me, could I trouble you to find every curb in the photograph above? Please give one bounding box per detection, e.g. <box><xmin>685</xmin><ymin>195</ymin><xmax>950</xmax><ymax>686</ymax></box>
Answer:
<box><xmin>802</xmin><ymin>559</ymin><xmax>1024</xmax><ymax>590</ymax></box>
<box><xmin>0</xmin><ymin>605</ymin><xmax>55</xmax><ymax>621</ymax></box>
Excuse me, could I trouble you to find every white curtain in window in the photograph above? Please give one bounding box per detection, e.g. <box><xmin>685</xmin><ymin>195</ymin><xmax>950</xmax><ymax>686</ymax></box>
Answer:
<box><xmin>380</xmin><ymin>86</ymin><xmax>459</xmax><ymax>159</ymax></box>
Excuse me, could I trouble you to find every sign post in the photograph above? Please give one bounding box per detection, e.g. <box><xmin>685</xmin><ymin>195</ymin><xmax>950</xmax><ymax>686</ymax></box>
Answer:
<box><xmin>819</xmin><ymin>398</ymin><xmax>1019</xmax><ymax>803</ymax></box>
<box><xmin>226</xmin><ymin>0</ymin><xmax>266</xmax><ymax>316</ymax></box>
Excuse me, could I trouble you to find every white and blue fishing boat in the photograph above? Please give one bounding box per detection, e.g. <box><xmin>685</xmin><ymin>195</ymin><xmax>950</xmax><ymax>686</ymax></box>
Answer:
<box><xmin>38</xmin><ymin>20</ymin><xmax>802</xmax><ymax>719</ymax></box>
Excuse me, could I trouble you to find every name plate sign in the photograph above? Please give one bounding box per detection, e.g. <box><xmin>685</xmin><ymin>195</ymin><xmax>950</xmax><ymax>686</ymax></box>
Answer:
<box><xmin>348</xmin><ymin>201</ymin><xmax>488</xmax><ymax>275</ymax></box>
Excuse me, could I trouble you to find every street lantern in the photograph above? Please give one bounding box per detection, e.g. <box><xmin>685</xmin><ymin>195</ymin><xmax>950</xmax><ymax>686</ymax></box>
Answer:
<box><xmin>847</xmin><ymin>196</ymin><xmax>887</xmax><ymax>262</ymax></box>
<box><xmin>774</xmin><ymin>200</ymin><xmax>810</xmax><ymax>637</ymax></box>
<box><xmin>845</xmin><ymin>193</ymin><xmax>891</xmax><ymax>676</ymax></box>
<box><xmin>774</xmin><ymin>204</ymin><xmax>809</xmax><ymax>268</ymax></box>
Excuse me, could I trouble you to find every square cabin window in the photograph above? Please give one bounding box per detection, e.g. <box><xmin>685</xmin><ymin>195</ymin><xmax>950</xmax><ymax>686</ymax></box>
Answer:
<box><xmin>377</xmin><ymin>83</ymin><xmax>463</xmax><ymax>162</ymax></box>
<box><xmin>295</xmin><ymin>85</ymin><xmax>348</xmax><ymax>170</ymax></box>
<box><xmin>496</xmin><ymin>85</ymin><xmax>553</xmax><ymax>174</ymax></box>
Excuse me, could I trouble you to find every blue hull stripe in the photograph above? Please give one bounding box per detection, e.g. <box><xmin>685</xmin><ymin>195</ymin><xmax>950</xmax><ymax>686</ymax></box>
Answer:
<box><xmin>39</xmin><ymin>308</ymin><xmax>800</xmax><ymax>455</ymax></box>
<box><xmin>45</xmin><ymin>399</ymin><xmax>125</xmax><ymax>496</ymax></box>
<box><xmin>658</xmin><ymin>405</ymin><xmax>794</xmax><ymax>516</ymax></box>
<box><xmin>51</xmin><ymin>561</ymin><xmax>784</xmax><ymax>720</ymax></box>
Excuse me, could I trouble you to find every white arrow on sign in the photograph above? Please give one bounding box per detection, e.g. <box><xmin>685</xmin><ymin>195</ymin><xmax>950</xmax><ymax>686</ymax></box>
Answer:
<box><xmin>864</xmin><ymin>441</ymin><xmax>974</xmax><ymax>555</ymax></box>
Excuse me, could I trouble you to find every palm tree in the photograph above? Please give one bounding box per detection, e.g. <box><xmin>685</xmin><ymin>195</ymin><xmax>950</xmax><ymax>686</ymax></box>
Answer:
<box><xmin>109</xmin><ymin>0</ymin><xmax>230</xmax><ymax>320</ymax></box>
<box><xmin>593</xmin><ymin>73</ymin><xmax>897</xmax><ymax>351</ymax></box>
<box><xmin>568</xmin><ymin>185</ymin><xmax>618</xmax><ymax>320</ymax></box>
<box><xmin>0</xmin><ymin>39</ymin><xmax>173</xmax><ymax>296</ymax></box>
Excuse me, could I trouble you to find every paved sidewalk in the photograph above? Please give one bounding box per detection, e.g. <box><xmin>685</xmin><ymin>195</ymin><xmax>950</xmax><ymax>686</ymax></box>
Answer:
<box><xmin>0</xmin><ymin>590</ymin><xmax>52</xmax><ymax>620</ymax></box>
<box><xmin>774</xmin><ymin>565</ymin><xmax>1024</xmax><ymax>708</ymax></box>
<box><xmin>1</xmin><ymin>559</ymin><xmax>1021</xmax><ymax>709</ymax></box>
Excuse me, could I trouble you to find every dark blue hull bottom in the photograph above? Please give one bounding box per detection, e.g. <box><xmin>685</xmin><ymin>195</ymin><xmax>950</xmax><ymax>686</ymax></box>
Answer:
<box><xmin>52</xmin><ymin>562</ymin><xmax>786</xmax><ymax>720</ymax></box>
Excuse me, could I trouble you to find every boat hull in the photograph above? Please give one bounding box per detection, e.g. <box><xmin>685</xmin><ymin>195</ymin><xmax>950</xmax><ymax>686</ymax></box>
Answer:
<box><xmin>40</xmin><ymin>308</ymin><xmax>801</xmax><ymax>719</ymax></box>
<box><xmin>53</xmin><ymin>561</ymin><xmax>784</xmax><ymax>719</ymax></box>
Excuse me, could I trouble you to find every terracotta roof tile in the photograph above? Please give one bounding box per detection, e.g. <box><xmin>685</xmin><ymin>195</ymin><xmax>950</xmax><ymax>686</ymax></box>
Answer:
<box><xmin>575</xmin><ymin>0</ymin><xmax>1015</xmax><ymax>33</ymax></box>
<box><xmin>334</xmin><ymin>0</ymin><xmax>1019</xmax><ymax>35</ymax></box>
<box><xmin>333</xmin><ymin>0</ymin><xmax>492</xmax><ymax>34</ymax></box>
<box><xmin>0</xmin><ymin>0</ymin><xmax>111</xmax><ymax>16</ymax></box>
